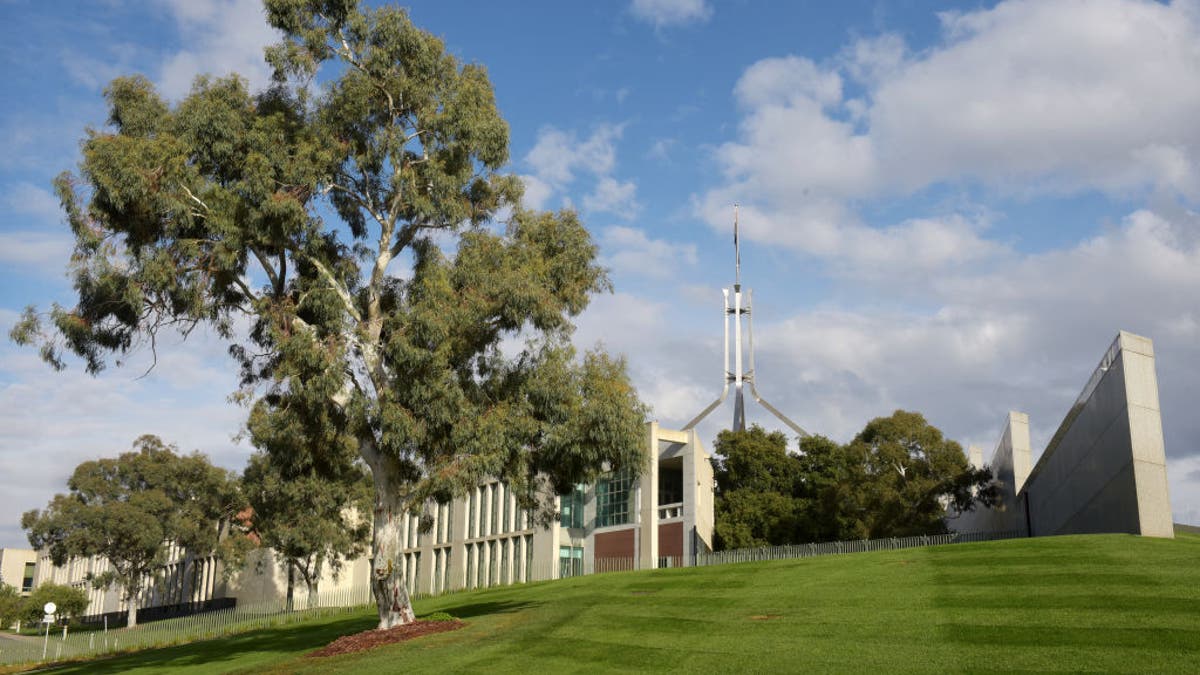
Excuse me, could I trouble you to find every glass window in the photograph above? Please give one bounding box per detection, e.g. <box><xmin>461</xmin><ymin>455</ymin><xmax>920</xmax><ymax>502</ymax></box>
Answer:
<box><xmin>659</xmin><ymin>467</ymin><xmax>683</xmax><ymax>504</ymax></box>
<box><xmin>558</xmin><ymin>546</ymin><xmax>583</xmax><ymax>578</ymax></box>
<box><xmin>22</xmin><ymin>562</ymin><xmax>34</xmax><ymax>592</ymax></box>
<box><xmin>560</xmin><ymin>484</ymin><xmax>586</xmax><ymax>528</ymax></box>
<box><xmin>596</xmin><ymin>469</ymin><xmax>634</xmax><ymax>527</ymax></box>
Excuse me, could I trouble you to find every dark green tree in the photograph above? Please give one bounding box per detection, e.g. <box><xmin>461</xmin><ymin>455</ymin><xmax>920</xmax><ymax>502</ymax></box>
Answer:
<box><xmin>18</xmin><ymin>583</ymin><xmax>89</xmax><ymax>626</ymax></box>
<box><xmin>13</xmin><ymin>0</ymin><xmax>646</xmax><ymax>628</ymax></box>
<box><xmin>846</xmin><ymin>410</ymin><xmax>996</xmax><ymax>538</ymax></box>
<box><xmin>241</xmin><ymin>448</ymin><xmax>372</xmax><ymax>610</ymax></box>
<box><xmin>712</xmin><ymin>415</ymin><xmax>996</xmax><ymax>547</ymax></box>
<box><xmin>794</xmin><ymin>433</ymin><xmax>868</xmax><ymax>542</ymax></box>
<box><xmin>712</xmin><ymin>426</ymin><xmax>801</xmax><ymax>549</ymax></box>
<box><xmin>21</xmin><ymin>436</ymin><xmax>245</xmax><ymax>627</ymax></box>
<box><xmin>0</xmin><ymin>583</ymin><xmax>22</xmax><ymax>630</ymax></box>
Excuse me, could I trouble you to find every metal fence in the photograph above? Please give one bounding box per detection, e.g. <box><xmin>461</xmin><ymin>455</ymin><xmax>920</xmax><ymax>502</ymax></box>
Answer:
<box><xmin>0</xmin><ymin>583</ymin><xmax>373</xmax><ymax>667</ymax></box>
<box><xmin>0</xmin><ymin>528</ymin><xmax>1020</xmax><ymax>667</ymax></box>
<box><xmin>695</xmin><ymin>529</ymin><xmax>1023</xmax><ymax>566</ymax></box>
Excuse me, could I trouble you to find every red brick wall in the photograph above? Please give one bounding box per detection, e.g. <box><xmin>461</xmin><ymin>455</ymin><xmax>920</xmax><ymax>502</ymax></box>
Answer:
<box><xmin>658</xmin><ymin>521</ymin><xmax>683</xmax><ymax>559</ymax></box>
<box><xmin>594</xmin><ymin>528</ymin><xmax>636</xmax><ymax>559</ymax></box>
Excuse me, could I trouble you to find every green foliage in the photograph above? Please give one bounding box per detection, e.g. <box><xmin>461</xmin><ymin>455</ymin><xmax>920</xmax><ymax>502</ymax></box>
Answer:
<box><xmin>19</xmin><ymin>582</ymin><xmax>89</xmax><ymax>625</ymax></box>
<box><xmin>713</xmin><ymin>426</ymin><xmax>801</xmax><ymax>549</ymax></box>
<box><xmin>21</xmin><ymin>436</ymin><xmax>246</xmax><ymax>626</ymax></box>
<box><xmin>0</xmin><ymin>582</ymin><xmax>22</xmax><ymax>629</ymax></box>
<box><xmin>14</xmin><ymin>0</ymin><xmax>647</xmax><ymax>623</ymax></box>
<box><xmin>241</xmin><ymin>447</ymin><xmax>372</xmax><ymax>596</ymax></box>
<box><xmin>846</xmin><ymin>410</ymin><xmax>996</xmax><ymax>537</ymax></box>
<box><xmin>714</xmin><ymin>412</ymin><xmax>997</xmax><ymax>548</ymax></box>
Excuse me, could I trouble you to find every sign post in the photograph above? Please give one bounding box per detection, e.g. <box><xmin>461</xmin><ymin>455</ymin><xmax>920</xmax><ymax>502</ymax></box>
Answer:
<box><xmin>41</xmin><ymin>601</ymin><xmax>56</xmax><ymax>661</ymax></box>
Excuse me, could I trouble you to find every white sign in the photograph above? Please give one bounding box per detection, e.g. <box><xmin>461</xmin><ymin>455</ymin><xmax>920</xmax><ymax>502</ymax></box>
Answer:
<box><xmin>43</xmin><ymin>602</ymin><xmax>56</xmax><ymax>615</ymax></box>
<box><xmin>43</xmin><ymin>614</ymin><xmax>54</xmax><ymax>624</ymax></box>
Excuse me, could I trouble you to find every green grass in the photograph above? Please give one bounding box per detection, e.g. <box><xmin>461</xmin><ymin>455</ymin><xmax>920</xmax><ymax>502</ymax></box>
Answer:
<box><xmin>31</xmin><ymin>532</ymin><xmax>1200</xmax><ymax>674</ymax></box>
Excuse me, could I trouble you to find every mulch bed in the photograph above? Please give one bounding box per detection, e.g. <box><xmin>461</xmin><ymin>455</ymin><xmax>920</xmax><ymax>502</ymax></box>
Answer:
<box><xmin>307</xmin><ymin>619</ymin><xmax>466</xmax><ymax>658</ymax></box>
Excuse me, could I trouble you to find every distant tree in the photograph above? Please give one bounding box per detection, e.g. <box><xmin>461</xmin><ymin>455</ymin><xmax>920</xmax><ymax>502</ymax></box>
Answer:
<box><xmin>0</xmin><ymin>583</ymin><xmax>22</xmax><ymax>630</ymax></box>
<box><xmin>241</xmin><ymin>450</ymin><xmax>372</xmax><ymax>610</ymax></box>
<box><xmin>846</xmin><ymin>410</ymin><xmax>996</xmax><ymax>538</ymax></box>
<box><xmin>21</xmin><ymin>436</ymin><xmax>246</xmax><ymax>627</ymax></box>
<box><xmin>713</xmin><ymin>426</ymin><xmax>802</xmax><ymax>549</ymax></box>
<box><xmin>794</xmin><ymin>433</ymin><xmax>869</xmax><ymax>542</ymax></box>
<box><xmin>712</xmin><ymin>414</ymin><xmax>997</xmax><ymax>548</ymax></box>
<box><xmin>19</xmin><ymin>583</ymin><xmax>89</xmax><ymax>626</ymax></box>
<box><xmin>11</xmin><ymin>0</ymin><xmax>647</xmax><ymax>629</ymax></box>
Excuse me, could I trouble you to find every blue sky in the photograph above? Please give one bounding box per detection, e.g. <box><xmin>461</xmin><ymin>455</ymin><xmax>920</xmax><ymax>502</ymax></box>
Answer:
<box><xmin>3</xmin><ymin>0</ymin><xmax>1200</xmax><ymax>549</ymax></box>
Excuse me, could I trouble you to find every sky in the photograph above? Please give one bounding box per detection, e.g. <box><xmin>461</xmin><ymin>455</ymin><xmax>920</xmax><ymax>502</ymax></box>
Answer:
<box><xmin>2</xmin><ymin>0</ymin><xmax>1200</xmax><ymax>549</ymax></box>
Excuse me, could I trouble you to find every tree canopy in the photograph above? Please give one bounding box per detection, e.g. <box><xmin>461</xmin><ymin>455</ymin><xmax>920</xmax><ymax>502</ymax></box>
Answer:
<box><xmin>21</xmin><ymin>435</ymin><xmax>245</xmax><ymax>627</ymax></box>
<box><xmin>18</xmin><ymin>583</ymin><xmax>89</xmax><ymax>626</ymax></box>
<box><xmin>241</xmin><ymin>447</ymin><xmax>372</xmax><ymax>609</ymax></box>
<box><xmin>0</xmin><ymin>583</ymin><xmax>22</xmax><ymax>630</ymax></box>
<box><xmin>713</xmin><ymin>412</ymin><xmax>996</xmax><ymax>549</ymax></box>
<box><xmin>13</xmin><ymin>0</ymin><xmax>647</xmax><ymax>628</ymax></box>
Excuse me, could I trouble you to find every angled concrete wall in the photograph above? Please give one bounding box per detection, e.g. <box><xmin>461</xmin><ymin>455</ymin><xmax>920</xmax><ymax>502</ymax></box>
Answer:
<box><xmin>954</xmin><ymin>412</ymin><xmax>1032</xmax><ymax>535</ymax></box>
<box><xmin>1023</xmin><ymin>331</ymin><xmax>1173</xmax><ymax>538</ymax></box>
<box><xmin>952</xmin><ymin>331</ymin><xmax>1173</xmax><ymax>539</ymax></box>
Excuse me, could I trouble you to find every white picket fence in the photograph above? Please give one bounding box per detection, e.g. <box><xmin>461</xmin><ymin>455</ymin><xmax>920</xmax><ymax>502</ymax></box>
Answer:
<box><xmin>0</xmin><ymin>528</ymin><xmax>1020</xmax><ymax>667</ymax></box>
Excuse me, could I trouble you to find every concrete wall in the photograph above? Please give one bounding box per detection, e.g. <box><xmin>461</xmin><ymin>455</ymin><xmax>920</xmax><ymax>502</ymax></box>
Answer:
<box><xmin>954</xmin><ymin>331</ymin><xmax>1174</xmax><ymax>539</ymax></box>
<box><xmin>0</xmin><ymin>548</ymin><xmax>35</xmax><ymax>594</ymax></box>
<box><xmin>954</xmin><ymin>412</ymin><xmax>1031</xmax><ymax>535</ymax></box>
<box><xmin>224</xmin><ymin>549</ymin><xmax>371</xmax><ymax>608</ymax></box>
<box><xmin>1023</xmin><ymin>332</ymin><xmax>1173</xmax><ymax>538</ymax></box>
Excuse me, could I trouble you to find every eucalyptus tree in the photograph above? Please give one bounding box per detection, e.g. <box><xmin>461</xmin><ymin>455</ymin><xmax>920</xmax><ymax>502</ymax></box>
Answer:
<box><xmin>13</xmin><ymin>0</ymin><xmax>646</xmax><ymax>628</ymax></box>
<box><xmin>241</xmin><ymin>445</ymin><xmax>372</xmax><ymax>609</ymax></box>
<box><xmin>20</xmin><ymin>436</ymin><xmax>245</xmax><ymax>628</ymax></box>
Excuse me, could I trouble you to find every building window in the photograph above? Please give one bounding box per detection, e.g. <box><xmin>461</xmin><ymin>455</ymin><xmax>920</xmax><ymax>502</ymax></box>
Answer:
<box><xmin>560</xmin><ymin>484</ymin><xmax>585</xmax><ymax>528</ymax></box>
<box><xmin>559</xmin><ymin>546</ymin><xmax>583</xmax><ymax>578</ymax></box>
<box><xmin>659</xmin><ymin>467</ymin><xmax>683</xmax><ymax>505</ymax></box>
<box><xmin>596</xmin><ymin>469</ymin><xmax>634</xmax><ymax>527</ymax></box>
<box><xmin>22</xmin><ymin>562</ymin><xmax>35</xmax><ymax>593</ymax></box>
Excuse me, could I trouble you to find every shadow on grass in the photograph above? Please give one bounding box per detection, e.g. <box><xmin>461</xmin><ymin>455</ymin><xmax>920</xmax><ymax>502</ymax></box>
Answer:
<box><xmin>426</xmin><ymin>600</ymin><xmax>536</xmax><ymax>620</ymax></box>
<box><xmin>42</xmin><ymin>613</ymin><xmax>377</xmax><ymax>674</ymax></box>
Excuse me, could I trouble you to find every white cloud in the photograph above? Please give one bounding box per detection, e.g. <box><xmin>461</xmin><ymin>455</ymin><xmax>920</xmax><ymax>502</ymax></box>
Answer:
<box><xmin>519</xmin><ymin>174</ymin><xmax>554</xmax><ymax>211</ymax></box>
<box><xmin>524</xmin><ymin>124</ymin><xmax>642</xmax><ymax>218</ymax></box>
<box><xmin>583</xmin><ymin>177</ymin><xmax>640</xmax><ymax>217</ymax></box>
<box><xmin>600</xmin><ymin>226</ymin><xmax>697</xmax><ymax>279</ymax></box>
<box><xmin>158</xmin><ymin>0</ymin><xmax>280</xmax><ymax>101</ymax></box>
<box><xmin>706</xmin><ymin>0</ymin><xmax>1200</xmax><ymax>267</ymax></box>
<box><xmin>629</xmin><ymin>0</ymin><xmax>713</xmax><ymax>28</ymax></box>
<box><xmin>525</xmin><ymin>125</ymin><xmax>621</xmax><ymax>188</ymax></box>
<box><xmin>734</xmin><ymin>56</ymin><xmax>843</xmax><ymax>110</ymax></box>
<box><xmin>0</xmin><ymin>231</ymin><xmax>73</xmax><ymax>270</ymax></box>
<box><xmin>0</xmin><ymin>321</ymin><xmax>254</xmax><ymax>548</ymax></box>
<box><xmin>3</xmin><ymin>182</ymin><xmax>61</xmax><ymax>221</ymax></box>
<box><xmin>869</xmin><ymin>0</ymin><xmax>1200</xmax><ymax>196</ymax></box>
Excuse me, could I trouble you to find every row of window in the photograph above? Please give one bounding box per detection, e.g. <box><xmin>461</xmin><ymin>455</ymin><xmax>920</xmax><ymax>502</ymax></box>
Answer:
<box><xmin>466</xmin><ymin>483</ymin><xmax>528</xmax><ymax>540</ymax></box>
<box><xmin>465</xmin><ymin>535</ymin><xmax>534</xmax><ymax>589</ymax></box>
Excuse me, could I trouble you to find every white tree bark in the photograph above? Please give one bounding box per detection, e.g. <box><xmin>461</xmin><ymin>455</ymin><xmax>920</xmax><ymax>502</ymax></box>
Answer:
<box><xmin>371</xmin><ymin>480</ymin><xmax>415</xmax><ymax>629</ymax></box>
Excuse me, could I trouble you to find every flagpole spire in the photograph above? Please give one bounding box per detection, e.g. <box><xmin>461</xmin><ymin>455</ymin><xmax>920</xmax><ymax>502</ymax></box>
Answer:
<box><xmin>733</xmin><ymin>203</ymin><xmax>741</xmax><ymax>290</ymax></box>
<box><xmin>683</xmin><ymin>203</ymin><xmax>810</xmax><ymax>438</ymax></box>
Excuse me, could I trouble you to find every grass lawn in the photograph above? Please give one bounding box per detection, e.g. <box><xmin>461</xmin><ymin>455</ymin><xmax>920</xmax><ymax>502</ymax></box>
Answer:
<box><xmin>29</xmin><ymin>531</ymin><xmax>1200</xmax><ymax>674</ymax></box>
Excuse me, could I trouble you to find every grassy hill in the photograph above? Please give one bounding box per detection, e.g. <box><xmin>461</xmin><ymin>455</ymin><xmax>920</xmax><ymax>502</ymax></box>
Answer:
<box><xmin>32</xmin><ymin>531</ymin><xmax>1200</xmax><ymax>673</ymax></box>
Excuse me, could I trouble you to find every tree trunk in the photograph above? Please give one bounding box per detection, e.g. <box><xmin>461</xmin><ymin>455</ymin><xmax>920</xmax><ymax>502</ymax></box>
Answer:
<box><xmin>286</xmin><ymin>562</ymin><xmax>295</xmax><ymax>612</ymax></box>
<box><xmin>125</xmin><ymin>581</ymin><xmax>139</xmax><ymax>629</ymax></box>
<box><xmin>306</xmin><ymin>578</ymin><xmax>319</xmax><ymax>610</ymax></box>
<box><xmin>372</xmin><ymin>477</ymin><xmax>415</xmax><ymax>629</ymax></box>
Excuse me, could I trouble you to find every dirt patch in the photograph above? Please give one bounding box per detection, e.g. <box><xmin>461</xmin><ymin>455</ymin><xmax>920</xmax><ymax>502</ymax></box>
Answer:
<box><xmin>307</xmin><ymin>619</ymin><xmax>465</xmax><ymax>658</ymax></box>
<box><xmin>748</xmin><ymin>614</ymin><xmax>781</xmax><ymax>621</ymax></box>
